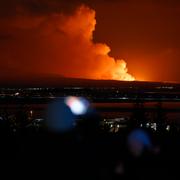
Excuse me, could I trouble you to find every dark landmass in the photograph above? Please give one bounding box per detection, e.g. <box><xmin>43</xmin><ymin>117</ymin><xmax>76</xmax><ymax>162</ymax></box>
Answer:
<box><xmin>0</xmin><ymin>74</ymin><xmax>180</xmax><ymax>90</ymax></box>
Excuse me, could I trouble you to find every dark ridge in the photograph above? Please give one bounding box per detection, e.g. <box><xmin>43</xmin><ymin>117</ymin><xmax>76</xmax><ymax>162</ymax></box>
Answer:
<box><xmin>0</xmin><ymin>74</ymin><xmax>180</xmax><ymax>89</ymax></box>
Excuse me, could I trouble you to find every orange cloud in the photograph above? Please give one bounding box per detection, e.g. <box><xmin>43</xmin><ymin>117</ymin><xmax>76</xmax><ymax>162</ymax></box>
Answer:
<box><xmin>0</xmin><ymin>5</ymin><xmax>135</xmax><ymax>81</ymax></box>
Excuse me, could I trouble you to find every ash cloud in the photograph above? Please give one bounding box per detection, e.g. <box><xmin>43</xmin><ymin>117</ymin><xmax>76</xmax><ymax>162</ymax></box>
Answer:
<box><xmin>0</xmin><ymin>4</ymin><xmax>134</xmax><ymax>81</ymax></box>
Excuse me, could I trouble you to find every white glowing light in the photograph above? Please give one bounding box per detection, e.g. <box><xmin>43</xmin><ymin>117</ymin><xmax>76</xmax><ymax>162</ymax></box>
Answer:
<box><xmin>166</xmin><ymin>125</ymin><xmax>170</xmax><ymax>131</ymax></box>
<box><xmin>30</xmin><ymin>110</ymin><xmax>33</xmax><ymax>116</ymax></box>
<box><xmin>15</xmin><ymin>92</ymin><xmax>20</xmax><ymax>96</ymax></box>
<box><xmin>65</xmin><ymin>96</ymin><xmax>89</xmax><ymax>115</ymax></box>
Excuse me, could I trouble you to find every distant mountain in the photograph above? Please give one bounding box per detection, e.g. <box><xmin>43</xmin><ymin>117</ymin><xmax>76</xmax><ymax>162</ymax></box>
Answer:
<box><xmin>0</xmin><ymin>73</ymin><xmax>180</xmax><ymax>89</ymax></box>
<box><xmin>0</xmin><ymin>73</ymin><xmax>64</xmax><ymax>87</ymax></box>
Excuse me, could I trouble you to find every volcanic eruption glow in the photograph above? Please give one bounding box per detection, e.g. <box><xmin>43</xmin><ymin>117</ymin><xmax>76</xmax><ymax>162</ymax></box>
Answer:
<box><xmin>0</xmin><ymin>5</ymin><xmax>135</xmax><ymax>81</ymax></box>
<box><xmin>60</xmin><ymin>5</ymin><xmax>135</xmax><ymax>81</ymax></box>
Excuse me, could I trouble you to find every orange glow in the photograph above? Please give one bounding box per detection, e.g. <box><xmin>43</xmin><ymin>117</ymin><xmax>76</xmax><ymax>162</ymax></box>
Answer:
<box><xmin>1</xmin><ymin>1</ymin><xmax>180</xmax><ymax>83</ymax></box>
<box><xmin>111</xmin><ymin>60</ymin><xmax>135</xmax><ymax>81</ymax></box>
<box><xmin>59</xmin><ymin>6</ymin><xmax>135</xmax><ymax>81</ymax></box>
<box><xmin>0</xmin><ymin>5</ymin><xmax>135</xmax><ymax>81</ymax></box>
<box><xmin>130</xmin><ymin>69</ymin><xmax>148</xmax><ymax>82</ymax></box>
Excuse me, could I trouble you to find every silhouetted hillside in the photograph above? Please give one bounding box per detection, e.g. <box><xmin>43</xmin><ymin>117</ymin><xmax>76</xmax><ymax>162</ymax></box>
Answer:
<box><xmin>0</xmin><ymin>73</ymin><xmax>180</xmax><ymax>91</ymax></box>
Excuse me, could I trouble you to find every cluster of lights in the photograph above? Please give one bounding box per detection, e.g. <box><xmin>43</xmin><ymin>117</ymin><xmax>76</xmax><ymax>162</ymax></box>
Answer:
<box><xmin>141</xmin><ymin>122</ymin><xmax>171</xmax><ymax>131</ymax></box>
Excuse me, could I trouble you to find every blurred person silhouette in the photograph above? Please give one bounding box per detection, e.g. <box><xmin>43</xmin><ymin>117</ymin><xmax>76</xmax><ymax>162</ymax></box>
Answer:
<box><xmin>73</xmin><ymin>99</ymin><xmax>106</xmax><ymax>180</ymax></box>
<box><xmin>127</xmin><ymin>129</ymin><xmax>152</xmax><ymax>157</ymax></box>
<box><xmin>45</xmin><ymin>97</ymin><xmax>104</xmax><ymax>179</ymax></box>
<box><xmin>113</xmin><ymin>128</ymin><xmax>159</xmax><ymax>180</ymax></box>
<box><xmin>46</xmin><ymin>98</ymin><xmax>76</xmax><ymax>134</ymax></box>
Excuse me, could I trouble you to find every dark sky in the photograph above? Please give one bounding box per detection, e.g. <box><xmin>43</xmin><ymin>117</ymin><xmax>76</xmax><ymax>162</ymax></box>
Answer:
<box><xmin>0</xmin><ymin>0</ymin><xmax>180</xmax><ymax>82</ymax></box>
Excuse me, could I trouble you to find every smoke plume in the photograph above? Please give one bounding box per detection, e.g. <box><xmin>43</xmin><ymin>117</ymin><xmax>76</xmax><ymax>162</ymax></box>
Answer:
<box><xmin>0</xmin><ymin>5</ymin><xmax>135</xmax><ymax>81</ymax></box>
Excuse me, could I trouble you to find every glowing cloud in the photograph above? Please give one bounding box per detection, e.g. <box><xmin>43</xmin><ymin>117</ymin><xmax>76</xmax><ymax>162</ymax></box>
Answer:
<box><xmin>0</xmin><ymin>5</ymin><xmax>135</xmax><ymax>81</ymax></box>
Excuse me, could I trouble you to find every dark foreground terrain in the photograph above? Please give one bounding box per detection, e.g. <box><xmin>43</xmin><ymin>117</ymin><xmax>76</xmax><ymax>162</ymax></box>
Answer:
<box><xmin>0</xmin><ymin>102</ymin><xmax>180</xmax><ymax>179</ymax></box>
<box><xmin>0</xmin><ymin>80</ymin><xmax>180</xmax><ymax>179</ymax></box>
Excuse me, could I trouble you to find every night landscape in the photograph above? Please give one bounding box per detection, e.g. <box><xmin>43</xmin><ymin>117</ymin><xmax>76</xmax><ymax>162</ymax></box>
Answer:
<box><xmin>0</xmin><ymin>0</ymin><xmax>180</xmax><ymax>179</ymax></box>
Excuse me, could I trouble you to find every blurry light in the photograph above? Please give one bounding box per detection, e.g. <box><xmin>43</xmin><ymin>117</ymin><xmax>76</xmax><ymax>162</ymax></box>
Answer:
<box><xmin>35</xmin><ymin>118</ymin><xmax>44</xmax><ymax>122</ymax></box>
<box><xmin>30</xmin><ymin>110</ymin><xmax>33</xmax><ymax>116</ymax></box>
<box><xmin>65</xmin><ymin>96</ymin><xmax>89</xmax><ymax>115</ymax></box>
<box><xmin>128</xmin><ymin>129</ymin><xmax>151</xmax><ymax>150</ymax></box>
<box><xmin>166</xmin><ymin>125</ymin><xmax>170</xmax><ymax>131</ymax></box>
<box><xmin>151</xmin><ymin>123</ymin><xmax>157</xmax><ymax>131</ymax></box>
<box><xmin>146</xmin><ymin>123</ymin><xmax>150</xmax><ymax>128</ymax></box>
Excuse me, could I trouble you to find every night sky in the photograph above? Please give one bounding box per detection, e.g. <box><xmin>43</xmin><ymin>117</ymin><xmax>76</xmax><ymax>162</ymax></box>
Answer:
<box><xmin>0</xmin><ymin>0</ymin><xmax>180</xmax><ymax>82</ymax></box>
